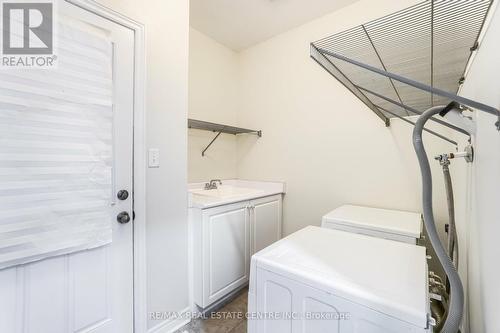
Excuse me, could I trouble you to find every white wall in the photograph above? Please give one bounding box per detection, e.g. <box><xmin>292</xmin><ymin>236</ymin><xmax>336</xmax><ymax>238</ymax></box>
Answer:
<box><xmin>187</xmin><ymin>0</ymin><xmax>458</xmax><ymax>273</ymax></box>
<box><xmin>234</xmin><ymin>0</ymin><xmax>481</xmax><ymax>328</ymax></box>
<box><xmin>236</xmin><ymin>0</ymin><xmax>452</xmax><ymax>236</ymax></box>
<box><xmin>188</xmin><ymin>28</ymin><xmax>239</xmax><ymax>182</ymax></box>
<box><xmin>96</xmin><ymin>0</ymin><xmax>190</xmax><ymax>331</ymax></box>
<box><xmin>459</xmin><ymin>3</ymin><xmax>500</xmax><ymax>332</ymax></box>
<box><xmin>187</xmin><ymin>1</ymin><xmax>492</xmax><ymax>330</ymax></box>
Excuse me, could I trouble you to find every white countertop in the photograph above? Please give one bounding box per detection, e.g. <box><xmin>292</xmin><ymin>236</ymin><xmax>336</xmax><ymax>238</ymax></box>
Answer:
<box><xmin>188</xmin><ymin>179</ymin><xmax>285</xmax><ymax>209</ymax></box>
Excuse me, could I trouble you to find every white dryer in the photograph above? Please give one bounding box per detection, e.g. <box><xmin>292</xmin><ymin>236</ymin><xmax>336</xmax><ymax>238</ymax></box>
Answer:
<box><xmin>322</xmin><ymin>205</ymin><xmax>422</xmax><ymax>244</ymax></box>
<box><xmin>248</xmin><ymin>226</ymin><xmax>431</xmax><ymax>333</ymax></box>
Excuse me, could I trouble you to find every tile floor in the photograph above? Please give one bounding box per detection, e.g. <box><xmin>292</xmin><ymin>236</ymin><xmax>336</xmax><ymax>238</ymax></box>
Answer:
<box><xmin>175</xmin><ymin>288</ymin><xmax>248</xmax><ymax>333</ymax></box>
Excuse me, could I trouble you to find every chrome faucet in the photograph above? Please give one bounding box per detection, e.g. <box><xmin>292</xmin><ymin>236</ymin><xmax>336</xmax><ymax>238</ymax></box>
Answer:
<box><xmin>204</xmin><ymin>179</ymin><xmax>222</xmax><ymax>190</ymax></box>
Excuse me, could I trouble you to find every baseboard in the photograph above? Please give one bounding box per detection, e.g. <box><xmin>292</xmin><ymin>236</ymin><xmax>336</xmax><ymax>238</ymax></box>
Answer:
<box><xmin>147</xmin><ymin>307</ymin><xmax>191</xmax><ymax>333</ymax></box>
<box><xmin>200</xmin><ymin>284</ymin><xmax>248</xmax><ymax>315</ymax></box>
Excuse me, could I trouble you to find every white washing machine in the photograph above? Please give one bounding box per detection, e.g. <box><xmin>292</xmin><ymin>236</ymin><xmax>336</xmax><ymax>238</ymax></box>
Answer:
<box><xmin>322</xmin><ymin>205</ymin><xmax>422</xmax><ymax>244</ymax></box>
<box><xmin>248</xmin><ymin>226</ymin><xmax>431</xmax><ymax>333</ymax></box>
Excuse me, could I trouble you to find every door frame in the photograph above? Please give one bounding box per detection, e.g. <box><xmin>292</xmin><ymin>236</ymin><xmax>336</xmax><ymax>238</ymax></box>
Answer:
<box><xmin>64</xmin><ymin>0</ymin><xmax>147</xmax><ymax>332</ymax></box>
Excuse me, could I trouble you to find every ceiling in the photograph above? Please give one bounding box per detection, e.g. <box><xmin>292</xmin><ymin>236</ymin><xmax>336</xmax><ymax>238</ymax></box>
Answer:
<box><xmin>190</xmin><ymin>0</ymin><xmax>360</xmax><ymax>51</ymax></box>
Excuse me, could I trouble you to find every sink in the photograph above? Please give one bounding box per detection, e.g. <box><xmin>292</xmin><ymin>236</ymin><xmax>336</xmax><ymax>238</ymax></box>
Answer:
<box><xmin>190</xmin><ymin>185</ymin><xmax>263</xmax><ymax>199</ymax></box>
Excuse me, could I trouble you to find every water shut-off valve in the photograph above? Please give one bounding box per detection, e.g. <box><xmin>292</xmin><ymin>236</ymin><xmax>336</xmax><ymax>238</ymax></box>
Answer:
<box><xmin>435</xmin><ymin>144</ymin><xmax>474</xmax><ymax>165</ymax></box>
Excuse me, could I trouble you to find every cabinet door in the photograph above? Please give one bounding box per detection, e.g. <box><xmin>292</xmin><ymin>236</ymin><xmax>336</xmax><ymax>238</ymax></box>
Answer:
<box><xmin>251</xmin><ymin>195</ymin><xmax>283</xmax><ymax>255</ymax></box>
<box><xmin>202</xmin><ymin>202</ymin><xmax>250</xmax><ymax>307</ymax></box>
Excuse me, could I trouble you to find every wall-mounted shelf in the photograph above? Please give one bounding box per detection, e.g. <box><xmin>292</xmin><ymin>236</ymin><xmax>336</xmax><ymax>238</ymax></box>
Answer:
<box><xmin>310</xmin><ymin>0</ymin><xmax>499</xmax><ymax>145</ymax></box>
<box><xmin>188</xmin><ymin>118</ymin><xmax>262</xmax><ymax>156</ymax></box>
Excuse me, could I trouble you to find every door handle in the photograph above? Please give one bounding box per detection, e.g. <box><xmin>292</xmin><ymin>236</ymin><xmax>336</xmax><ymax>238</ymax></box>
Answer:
<box><xmin>117</xmin><ymin>211</ymin><xmax>131</xmax><ymax>224</ymax></box>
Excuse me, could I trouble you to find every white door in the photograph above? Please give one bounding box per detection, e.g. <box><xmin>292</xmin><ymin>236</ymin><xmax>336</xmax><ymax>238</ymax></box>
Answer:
<box><xmin>202</xmin><ymin>202</ymin><xmax>250</xmax><ymax>307</ymax></box>
<box><xmin>251</xmin><ymin>195</ymin><xmax>282</xmax><ymax>255</ymax></box>
<box><xmin>0</xmin><ymin>1</ymin><xmax>135</xmax><ymax>332</ymax></box>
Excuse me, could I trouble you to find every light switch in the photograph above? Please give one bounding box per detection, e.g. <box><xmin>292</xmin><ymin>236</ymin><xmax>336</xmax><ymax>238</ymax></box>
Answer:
<box><xmin>148</xmin><ymin>148</ymin><xmax>160</xmax><ymax>168</ymax></box>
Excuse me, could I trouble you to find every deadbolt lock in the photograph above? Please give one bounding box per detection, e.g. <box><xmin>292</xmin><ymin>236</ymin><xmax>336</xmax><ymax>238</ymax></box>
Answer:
<box><xmin>117</xmin><ymin>190</ymin><xmax>129</xmax><ymax>200</ymax></box>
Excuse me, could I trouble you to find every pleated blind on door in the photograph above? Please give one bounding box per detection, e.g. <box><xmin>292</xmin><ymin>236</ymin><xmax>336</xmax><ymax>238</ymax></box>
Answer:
<box><xmin>0</xmin><ymin>22</ymin><xmax>114</xmax><ymax>269</ymax></box>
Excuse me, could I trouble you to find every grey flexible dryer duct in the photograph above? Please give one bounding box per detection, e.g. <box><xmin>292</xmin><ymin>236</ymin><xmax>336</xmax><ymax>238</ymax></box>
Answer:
<box><xmin>413</xmin><ymin>105</ymin><xmax>464</xmax><ymax>333</ymax></box>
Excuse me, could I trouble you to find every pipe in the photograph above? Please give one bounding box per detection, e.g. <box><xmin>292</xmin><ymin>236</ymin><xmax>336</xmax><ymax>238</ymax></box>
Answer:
<box><xmin>413</xmin><ymin>105</ymin><xmax>464</xmax><ymax>333</ymax></box>
<box><xmin>431</xmin><ymin>298</ymin><xmax>447</xmax><ymax>332</ymax></box>
<box><xmin>442</xmin><ymin>162</ymin><xmax>459</xmax><ymax>269</ymax></box>
<box><xmin>450</xmin><ymin>151</ymin><xmax>469</xmax><ymax>159</ymax></box>
<box><xmin>435</xmin><ymin>153</ymin><xmax>460</xmax><ymax>272</ymax></box>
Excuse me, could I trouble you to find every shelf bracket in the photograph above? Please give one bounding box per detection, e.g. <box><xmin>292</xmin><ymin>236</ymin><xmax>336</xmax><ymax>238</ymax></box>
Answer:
<box><xmin>202</xmin><ymin>130</ymin><xmax>224</xmax><ymax>157</ymax></box>
<box><xmin>317</xmin><ymin>48</ymin><xmax>499</xmax><ymax>118</ymax></box>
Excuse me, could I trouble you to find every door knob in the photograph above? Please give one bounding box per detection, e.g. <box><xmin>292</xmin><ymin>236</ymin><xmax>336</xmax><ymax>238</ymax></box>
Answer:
<box><xmin>117</xmin><ymin>211</ymin><xmax>131</xmax><ymax>224</ymax></box>
<box><xmin>117</xmin><ymin>190</ymin><xmax>129</xmax><ymax>200</ymax></box>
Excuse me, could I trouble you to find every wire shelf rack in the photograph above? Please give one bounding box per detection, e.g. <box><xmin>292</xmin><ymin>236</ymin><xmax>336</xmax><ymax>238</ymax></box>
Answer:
<box><xmin>310</xmin><ymin>0</ymin><xmax>498</xmax><ymax>144</ymax></box>
<box><xmin>188</xmin><ymin>118</ymin><xmax>262</xmax><ymax>156</ymax></box>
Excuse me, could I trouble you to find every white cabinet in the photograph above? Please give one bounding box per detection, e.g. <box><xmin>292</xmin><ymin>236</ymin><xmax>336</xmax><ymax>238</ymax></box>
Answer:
<box><xmin>192</xmin><ymin>194</ymin><xmax>282</xmax><ymax>309</ymax></box>
<box><xmin>250</xmin><ymin>195</ymin><xmax>282</xmax><ymax>255</ymax></box>
<box><xmin>202</xmin><ymin>201</ymin><xmax>250</xmax><ymax>307</ymax></box>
